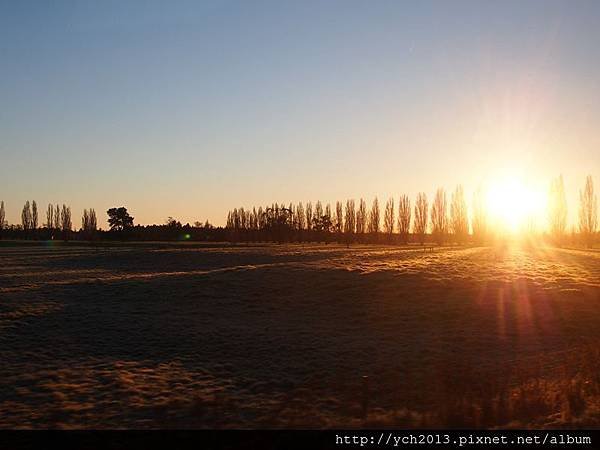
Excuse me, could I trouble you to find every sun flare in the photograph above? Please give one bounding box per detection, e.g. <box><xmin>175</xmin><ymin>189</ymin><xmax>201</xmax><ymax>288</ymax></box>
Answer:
<box><xmin>486</xmin><ymin>174</ymin><xmax>546</xmax><ymax>233</ymax></box>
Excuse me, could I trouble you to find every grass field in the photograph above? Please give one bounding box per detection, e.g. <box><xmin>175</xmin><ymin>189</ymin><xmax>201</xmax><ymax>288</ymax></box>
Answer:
<box><xmin>1</xmin><ymin>241</ymin><xmax>600</xmax><ymax>428</ymax></box>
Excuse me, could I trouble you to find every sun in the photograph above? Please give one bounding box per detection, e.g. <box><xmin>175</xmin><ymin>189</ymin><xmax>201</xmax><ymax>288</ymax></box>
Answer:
<box><xmin>486</xmin><ymin>174</ymin><xmax>545</xmax><ymax>233</ymax></box>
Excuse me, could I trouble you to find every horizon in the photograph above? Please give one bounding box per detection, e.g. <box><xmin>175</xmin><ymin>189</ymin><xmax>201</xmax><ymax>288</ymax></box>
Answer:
<box><xmin>2</xmin><ymin>0</ymin><xmax>599</xmax><ymax>227</ymax></box>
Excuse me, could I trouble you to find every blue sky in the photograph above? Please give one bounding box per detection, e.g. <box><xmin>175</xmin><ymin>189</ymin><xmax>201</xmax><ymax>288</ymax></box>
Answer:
<box><xmin>1</xmin><ymin>0</ymin><xmax>599</xmax><ymax>226</ymax></box>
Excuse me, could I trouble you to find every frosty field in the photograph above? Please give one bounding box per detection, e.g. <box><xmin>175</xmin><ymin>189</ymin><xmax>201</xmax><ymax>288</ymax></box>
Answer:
<box><xmin>1</xmin><ymin>242</ymin><xmax>600</xmax><ymax>428</ymax></box>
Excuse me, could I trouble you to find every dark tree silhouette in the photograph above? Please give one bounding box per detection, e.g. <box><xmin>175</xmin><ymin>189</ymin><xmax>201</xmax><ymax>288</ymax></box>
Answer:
<box><xmin>21</xmin><ymin>201</ymin><xmax>32</xmax><ymax>232</ymax></box>
<box><xmin>431</xmin><ymin>188</ymin><xmax>447</xmax><ymax>245</ymax></box>
<box><xmin>335</xmin><ymin>201</ymin><xmax>343</xmax><ymax>238</ymax></box>
<box><xmin>54</xmin><ymin>204</ymin><xmax>61</xmax><ymax>230</ymax></box>
<box><xmin>0</xmin><ymin>201</ymin><xmax>5</xmax><ymax>238</ymax></box>
<box><xmin>315</xmin><ymin>201</ymin><xmax>323</xmax><ymax>227</ymax></box>
<box><xmin>82</xmin><ymin>208</ymin><xmax>98</xmax><ymax>238</ymax></box>
<box><xmin>344</xmin><ymin>199</ymin><xmax>356</xmax><ymax>244</ymax></box>
<box><xmin>305</xmin><ymin>202</ymin><xmax>313</xmax><ymax>231</ymax></box>
<box><xmin>46</xmin><ymin>204</ymin><xmax>54</xmax><ymax>229</ymax></box>
<box><xmin>32</xmin><ymin>200</ymin><xmax>38</xmax><ymax>230</ymax></box>
<box><xmin>414</xmin><ymin>192</ymin><xmax>428</xmax><ymax>245</ymax></box>
<box><xmin>356</xmin><ymin>198</ymin><xmax>367</xmax><ymax>236</ymax></box>
<box><xmin>61</xmin><ymin>205</ymin><xmax>72</xmax><ymax>232</ymax></box>
<box><xmin>296</xmin><ymin>202</ymin><xmax>306</xmax><ymax>232</ymax></box>
<box><xmin>398</xmin><ymin>194</ymin><xmax>411</xmax><ymax>244</ymax></box>
<box><xmin>383</xmin><ymin>198</ymin><xmax>394</xmax><ymax>241</ymax></box>
<box><xmin>107</xmin><ymin>207</ymin><xmax>134</xmax><ymax>231</ymax></box>
<box><xmin>368</xmin><ymin>197</ymin><xmax>380</xmax><ymax>240</ymax></box>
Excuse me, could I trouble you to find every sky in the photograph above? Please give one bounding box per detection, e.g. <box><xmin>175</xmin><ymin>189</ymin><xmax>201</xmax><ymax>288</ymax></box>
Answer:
<box><xmin>1</xmin><ymin>0</ymin><xmax>599</xmax><ymax>228</ymax></box>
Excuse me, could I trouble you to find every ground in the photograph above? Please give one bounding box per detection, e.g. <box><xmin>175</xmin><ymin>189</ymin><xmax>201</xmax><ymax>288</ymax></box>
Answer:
<box><xmin>1</xmin><ymin>241</ymin><xmax>600</xmax><ymax>428</ymax></box>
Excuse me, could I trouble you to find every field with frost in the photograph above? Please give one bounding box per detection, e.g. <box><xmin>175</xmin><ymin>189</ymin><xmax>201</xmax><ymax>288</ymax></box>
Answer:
<box><xmin>1</xmin><ymin>241</ymin><xmax>600</xmax><ymax>428</ymax></box>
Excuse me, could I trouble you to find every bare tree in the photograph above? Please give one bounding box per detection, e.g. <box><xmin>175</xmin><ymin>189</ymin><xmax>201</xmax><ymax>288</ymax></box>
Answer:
<box><xmin>0</xmin><ymin>201</ymin><xmax>5</xmax><ymax>237</ymax></box>
<box><xmin>383</xmin><ymin>198</ymin><xmax>394</xmax><ymax>241</ymax></box>
<box><xmin>335</xmin><ymin>201</ymin><xmax>344</xmax><ymax>234</ymax></box>
<box><xmin>22</xmin><ymin>201</ymin><xmax>32</xmax><ymax>232</ymax></box>
<box><xmin>82</xmin><ymin>209</ymin><xmax>89</xmax><ymax>232</ymax></box>
<box><xmin>315</xmin><ymin>201</ymin><xmax>323</xmax><ymax>228</ymax></box>
<box><xmin>32</xmin><ymin>200</ymin><xmax>38</xmax><ymax>230</ymax></box>
<box><xmin>89</xmin><ymin>208</ymin><xmax>98</xmax><ymax>233</ymax></box>
<box><xmin>344</xmin><ymin>199</ymin><xmax>356</xmax><ymax>242</ymax></box>
<box><xmin>356</xmin><ymin>198</ymin><xmax>367</xmax><ymax>236</ymax></box>
<box><xmin>472</xmin><ymin>186</ymin><xmax>487</xmax><ymax>244</ymax></box>
<box><xmin>450</xmin><ymin>185</ymin><xmax>468</xmax><ymax>244</ymax></box>
<box><xmin>296</xmin><ymin>202</ymin><xmax>306</xmax><ymax>231</ymax></box>
<box><xmin>61</xmin><ymin>205</ymin><xmax>72</xmax><ymax>233</ymax></box>
<box><xmin>256</xmin><ymin>207</ymin><xmax>265</xmax><ymax>230</ymax></box>
<box><xmin>46</xmin><ymin>204</ymin><xmax>54</xmax><ymax>229</ymax></box>
<box><xmin>397</xmin><ymin>195</ymin><xmax>411</xmax><ymax>244</ymax></box>
<box><xmin>548</xmin><ymin>175</ymin><xmax>567</xmax><ymax>246</ymax></box>
<box><xmin>82</xmin><ymin>208</ymin><xmax>98</xmax><ymax>237</ymax></box>
<box><xmin>431</xmin><ymin>188</ymin><xmax>448</xmax><ymax>245</ymax></box>
<box><xmin>579</xmin><ymin>175</ymin><xmax>598</xmax><ymax>248</ymax></box>
<box><xmin>368</xmin><ymin>197</ymin><xmax>380</xmax><ymax>238</ymax></box>
<box><xmin>54</xmin><ymin>204</ymin><xmax>61</xmax><ymax>230</ymax></box>
<box><xmin>414</xmin><ymin>192</ymin><xmax>428</xmax><ymax>245</ymax></box>
<box><xmin>305</xmin><ymin>202</ymin><xmax>313</xmax><ymax>231</ymax></box>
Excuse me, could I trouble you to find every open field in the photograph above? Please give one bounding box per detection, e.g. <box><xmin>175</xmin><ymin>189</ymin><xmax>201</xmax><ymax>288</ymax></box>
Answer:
<box><xmin>1</xmin><ymin>242</ymin><xmax>600</xmax><ymax>428</ymax></box>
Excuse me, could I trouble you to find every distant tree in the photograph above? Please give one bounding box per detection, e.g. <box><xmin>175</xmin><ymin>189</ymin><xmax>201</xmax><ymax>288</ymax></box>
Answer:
<box><xmin>21</xmin><ymin>201</ymin><xmax>32</xmax><ymax>232</ymax></box>
<box><xmin>548</xmin><ymin>175</ymin><xmax>568</xmax><ymax>246</ymax></box>
<box><xmin>306</xmin><ymin>202</ymin><xmax>313</xmax><ymax>231</ymax></box>
<box><xmin>251</xmin><ymin>207</ymin><xmax>259</xmax><ymax>231</ymax></box>
<box><xmin>46</xmin><ymin>204</ymin><xmax>54</xmax><ymax>229</ymax></box>
<box><xmin>344</xmin><ymin>199</ymin><xmax>356</xmax><ymax>244</ymax></box>
<box><xmin>31</xmin><ymin>200</ymin><xmax>38</xmax><ymax>230</ymax></box>
<box><xmin>166</xmin><ymin>216</ymin><xmax>182</xmax><ymax>228</ymax></box>
<box><xmin>313</xmin><ymin>212</ymin><xmax>332</xmax><ymax>234</ymax></box>
<box><xmin>397</xmin><ymin>195</ymin><xmax>411</xmax><ymax>244</ymax></box>
<box><xmin>335</xmin><ymin>201</ymin><xmax>343</xmax><ymax>236</ymax></box>
<box><xmin>431</xmin><ymin>188</ymin><xmax>448</xmax><ymax>245</ymax></box>
<box><xmin>414</xmin><ymin>192</ymin><xmax>428</xmax><ymax>245</ymax></box>
<box><xmin>450</xmin><ymin>185</ymin><xmax>468</xmax><ymax>244</ymax></box>
<box><xmin>257</xmin><ymin>207</ymin><xmax>265</xmax><ymax>230</ymax></box>
<box><xmin>82</xmin><ymin>209</ymin><xmax>89</xmax><ymax>231</ymax></box>
<box><xmin>383</xmin><ymin>198</ymin><xmax>394</xmax><ymax>241</ymax></box>
<box><xmin>297</xmin><ymin>202</ymin><xmax>306</xmax><ymax>231</ymax></box>
<box><xmin>472</xmin><ymin>186</ymin><xmax>487</xmax><ymax>244</ymax></box>
<box><xmin>368</xmin><ymin>197</ymin><xmax>380</xmax><ymax>238</ymax></box>
<box><xmin>315</xmin><ymin>201</ymin><xmax>323</xmax><ymax>226</ymax></box>
<box><xmin>89</xmin><ymin>209</ymin><xmax>98</xmax><ymax>232</ymax></box>
<box><xmin>0</xmin><ymin>201</ymin><xmax>5</xmax><ymax>238</ymax></box>
<box><xmin>356</xmin><ymin>198</ymin><xmax>367</xmax><ymax>236</ymax></box>
<box><xmin>579</xmin><ymin>175</ymin><xmax>598</xmax><ymax>248</ymax></box>
<box><xmin>61</xmin><ymin>205</ymin><xmax>72</xmax><ymax>232</ymax></box>
<box><xmin>54</xmin><ymin>204</ymin><xmax>61</xmax><ymax>230</ymax></box>
<box><xmin>82</xmin><ymin>208</ymin><xmax>98</xmax><ymax>237</ymax></box>
<box><xmin>107</xmin><ymin>207</ymin><xmax>134</xmax><ymax>231</ymax></box>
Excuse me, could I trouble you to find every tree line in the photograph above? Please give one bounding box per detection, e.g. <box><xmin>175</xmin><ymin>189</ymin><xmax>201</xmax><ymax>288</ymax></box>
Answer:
<box><xmin>0</xmin><ymin>203</ymin><xmax>221</xmax><ymax>242</ymax></box>
<box><xmin>0</xmin><ymin>175</ymin><xmax>597</xmax><ymax>246</ymax></box>
<box><xmin>225</xmin><ymin>175</ymin><xmax>598</xmax><ymax>247</ymax></box>
<box><xmin>224</xmin><ymin>186</ymin><xmax>476</xmax><ymax>245</ymax></box>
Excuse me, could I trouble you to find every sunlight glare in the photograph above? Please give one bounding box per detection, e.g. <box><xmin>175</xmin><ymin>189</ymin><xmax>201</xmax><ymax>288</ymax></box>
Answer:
<box><xmin>486</xmin><ymin>174</ymin><xmax>545</xmax><ymax>233</ymax></box>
